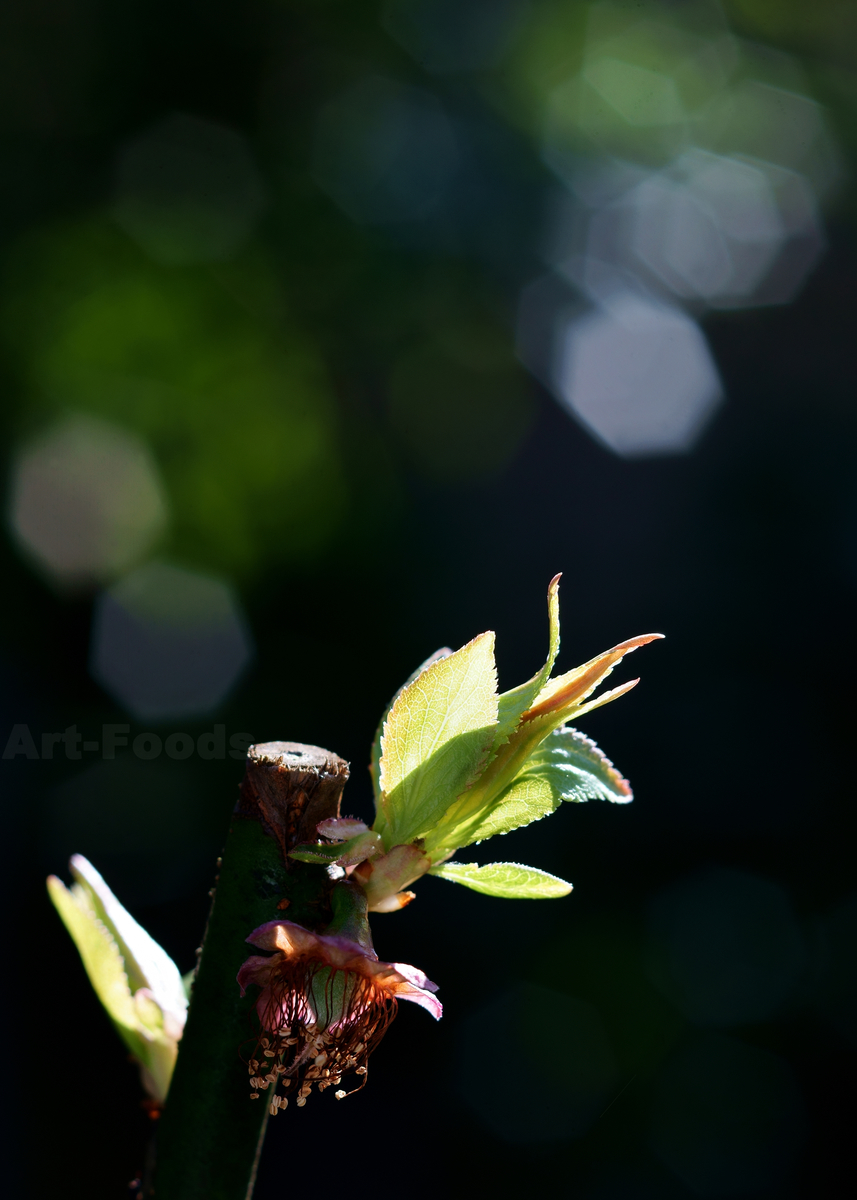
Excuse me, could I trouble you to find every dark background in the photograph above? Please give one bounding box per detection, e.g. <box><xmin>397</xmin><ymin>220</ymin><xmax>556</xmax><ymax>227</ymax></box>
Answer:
<box><xmin>2</xmin><ymin>2</ymin><xmax>856</xmax><ymax>1197</ymax></box>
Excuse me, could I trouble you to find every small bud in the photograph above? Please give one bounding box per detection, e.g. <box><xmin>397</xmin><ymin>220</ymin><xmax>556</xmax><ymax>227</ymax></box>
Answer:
<box><xmin>46</xmin><ymin>856</ymin><xmax>187</xmax><ymax>1106</ymax></box>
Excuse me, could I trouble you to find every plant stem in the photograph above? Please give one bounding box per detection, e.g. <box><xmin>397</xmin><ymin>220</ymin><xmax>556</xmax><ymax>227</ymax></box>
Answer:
<box><xmin>146</xmin><ymin>742</ymin><xmax>349</xmax><ymax>1200</ymax></box>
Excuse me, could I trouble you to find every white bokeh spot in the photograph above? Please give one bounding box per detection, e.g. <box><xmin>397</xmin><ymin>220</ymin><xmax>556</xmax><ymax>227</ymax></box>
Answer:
<box><xmin>8</xmin><ymin>414</ymin><xmax>167</xmax><ymax>590</ymax></box>
<box><xmin>553</xmin><ymin>293</ymin><xmax>723</xmax><ymax>457</ymax></box>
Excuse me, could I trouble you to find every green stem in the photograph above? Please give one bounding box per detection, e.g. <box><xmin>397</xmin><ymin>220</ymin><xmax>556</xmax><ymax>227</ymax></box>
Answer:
<box><xmin>326</xmin><ymin>880</ymin><xmax>372</xmax><ymax>949</ymax></box>
<box><xmin>146</xmin><ymin>742</ymin><xmax>349</xmax><ymax>1200</ymax></box>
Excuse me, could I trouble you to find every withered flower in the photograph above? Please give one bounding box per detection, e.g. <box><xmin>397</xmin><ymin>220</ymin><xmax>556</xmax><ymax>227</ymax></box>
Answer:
<box><xmin>237</xmin><ymin>918</ymin><xmax>440</xmax><ymax>1112</ymax></box>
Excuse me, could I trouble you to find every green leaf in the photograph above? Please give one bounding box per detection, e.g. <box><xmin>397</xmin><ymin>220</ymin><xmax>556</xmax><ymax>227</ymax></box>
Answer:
<box><xmin>369</xmin><ymin>647</ymin><xmax>452</xmax><ymax>811</ymax></box>
<box><xmin>423</xmin><ymin>615</ymin><xmax>660</xmax><ymax>856</ymax></box>
<box><xmin>287</xmin><ymin>844</ymin><xmax>341</xmax><ymax>864</ymax></box>
<box><xmin>493</xmin><ymin>573</ymin><xmax>561</xmax><ymax>747</ymax></box>
<box><xmin>430</xmin><ymin>860</ymin><xmax>572</xmax><ymax>899</ymax></box>
<box><xmin>450</xmin><ymin>772</ymin><xmax>562</xmax><ymax>845</ymax></box>
<box><xmin>48</xmin><ymin>858</ymin><xmax>186</xmax><ymax>1104</ymax></box>
<box><xmin>289</xmin><ymin>830</ymin><xmax>383</xmax><ymax>866</ymax></box>
<box><xmin>47</xmin><ymin>874</ymin><xmax>145</xmax><ymax>1059</ymax></box>
<box><xmin>453</xmin><ymin>727</ymin><xmax>631</xmax><ymax>846</ymax></box>
<box><xmin>67</xmin><ymin>855</ymin><xmax>187</xmax><ymax>1024</ymax></box>
<box><xmin>379</xmin><ymin>631</ymin><xmax>499</xmax><ymax>844</ymax></box>
<box><xmin>528</xmin><ymin>726</ymin><xmax>632</xmax><ymax>802</ymax></box>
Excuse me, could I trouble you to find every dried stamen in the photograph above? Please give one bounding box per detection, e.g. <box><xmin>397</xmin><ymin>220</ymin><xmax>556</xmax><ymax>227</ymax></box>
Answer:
<box><xmin>244</xmin><ymin>953</ymin><xmax>398</xmax><ymax>1111</ymax></box>
<box><xmin>238</xmin><ymin>917</ymin><xmax>440</xmax><ymax>1114</ymax></box>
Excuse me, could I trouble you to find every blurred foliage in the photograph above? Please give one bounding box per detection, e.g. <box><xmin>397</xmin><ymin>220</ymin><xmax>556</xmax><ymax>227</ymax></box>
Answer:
<box><xmin>1</xmin><ymin>221</ymin><xmax>346</xmax><ymax>578</ymax></box>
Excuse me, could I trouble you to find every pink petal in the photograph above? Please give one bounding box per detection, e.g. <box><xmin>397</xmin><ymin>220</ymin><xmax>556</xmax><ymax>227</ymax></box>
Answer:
<box><xmin>390</xmin><ymin>961</ymin><xmax>440</xmax><ymax>994</ymax></box>
<box><xmin>245</xmin><ymin>919</ymin><xmax>380</xmax><ymax>969</ymax></box>
<box><xmin>237</xmin><ymin>955</ymin><xmax>275</xmax><ymax>996</ymax></box>
<box><xmin>245</xmin><ymin>920</ymin><xmax>319</xmax><ymax>955</ymax></box>
<box><xmin>394</xmin><ymin>982</ymin><xmax>443</xmax><ymax>1020</ymax></box>
<box><xmin>239</xmin><ymin>919</ymin><xmax>442</xmax><ymax>1020</ymax></box>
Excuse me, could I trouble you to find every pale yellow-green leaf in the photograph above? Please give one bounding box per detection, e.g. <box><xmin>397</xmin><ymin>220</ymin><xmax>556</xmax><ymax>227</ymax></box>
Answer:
<box><xmin>453</xmin><ymin>726</ymin><xmax>632</xmax><ymax>846</ymax></box>
<box><xmin>47</xmin><ymin>875</ymin><xmax>146</xmax><ymax>1060</ymax></box>
<box><xmin>139</xmin><ymin>1033</ymin><xmax>179</xmax><ymax>1106</ymax></box>
<box><xmin>67</xmin><ymin>855</ymin><xmax>187</xmax><ymax>1027</ymax></box>
<box><xmin>451</xmin><ymin>772</ymin><xmax>561</xmax><ymax>846</ymax></box>
<box><xmin>370</xmin><ymin>646</ymin><xmax>452</xmax><ymax>816</ymax></box>
<box><xmin>379</xmin><ymin>631</ymin><xmax>499</xmax><ymax>843</ymax></box>
<box><xmin>134</xmin><ymin>988</ymin><xmax>166</xmax><ymax>1036</ymax></box>
<box><xmin>50</xmin><ymin>864</ymin><xmax>184</xmax><ymax>1103</ymax></box>
<box><xmin>430</xmin><ymin>860</ymin><xmax>572</xmax><ymax>899</ymax></box>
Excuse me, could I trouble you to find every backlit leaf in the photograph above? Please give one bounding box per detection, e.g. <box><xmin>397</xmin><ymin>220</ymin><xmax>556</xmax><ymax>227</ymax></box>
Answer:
<box><xmin>370</xmin><ymin>647</ymin><xmax>452</xmax><ymax>815</ymax></box>
<box><xmin>67</xmin><ymin>855</ymin><xmax>187</xmax><ymax>1023</ymax></box>
<box><xmin>455</xmin><ymin>727</ymin><xmax>631</xmax><ymax>845</ymax></box>
<box><xmin>430</xmin><ymin>860</ymin><xmax>572</xmax><ymax>899</ymax></box>
<box><xmin>525</xmin><ymin>633</ymin><xmax>662</xmax><ymax>726</ymax></box>
<box><xmin>47</xmin><ymin>874</ymin><xmax>144</xmax><ymax>1056</ymax></box>
<box><xmin>379</xmin><ymin>632</ymin><xmax>499</xmax><ymax>843</ymax></box>
<box><xmin>493</xmin><ymin>573</ymin><xmax>561</xmax><ymax>747</ymax></box>
<box><xmin>450</xmin><ymin>772</ymin><xmax>561</xmax><ymax>845</ymax></box>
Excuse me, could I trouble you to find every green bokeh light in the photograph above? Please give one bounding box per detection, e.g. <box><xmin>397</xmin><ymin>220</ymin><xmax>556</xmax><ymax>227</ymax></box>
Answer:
<box><xmin>2</xmin><ymin>220</ymin><xmax>347</xmax><ymax>580</ymax></box>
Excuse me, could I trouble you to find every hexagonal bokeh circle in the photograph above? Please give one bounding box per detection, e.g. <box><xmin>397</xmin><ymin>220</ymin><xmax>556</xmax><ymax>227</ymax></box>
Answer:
<box><xmin>554</xmin><ymin>293</ymin><xmax>723</xmax><ymax>457</ymax></box>
<box><xmin>90</xmin><ymin>561</ymin><xmax>253</xmax><ymax>720</ymax></box>
<box><xmin>8</xmin><ymin>414</ymin><xmax>167</xmax><ymax>590</ymax></box>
